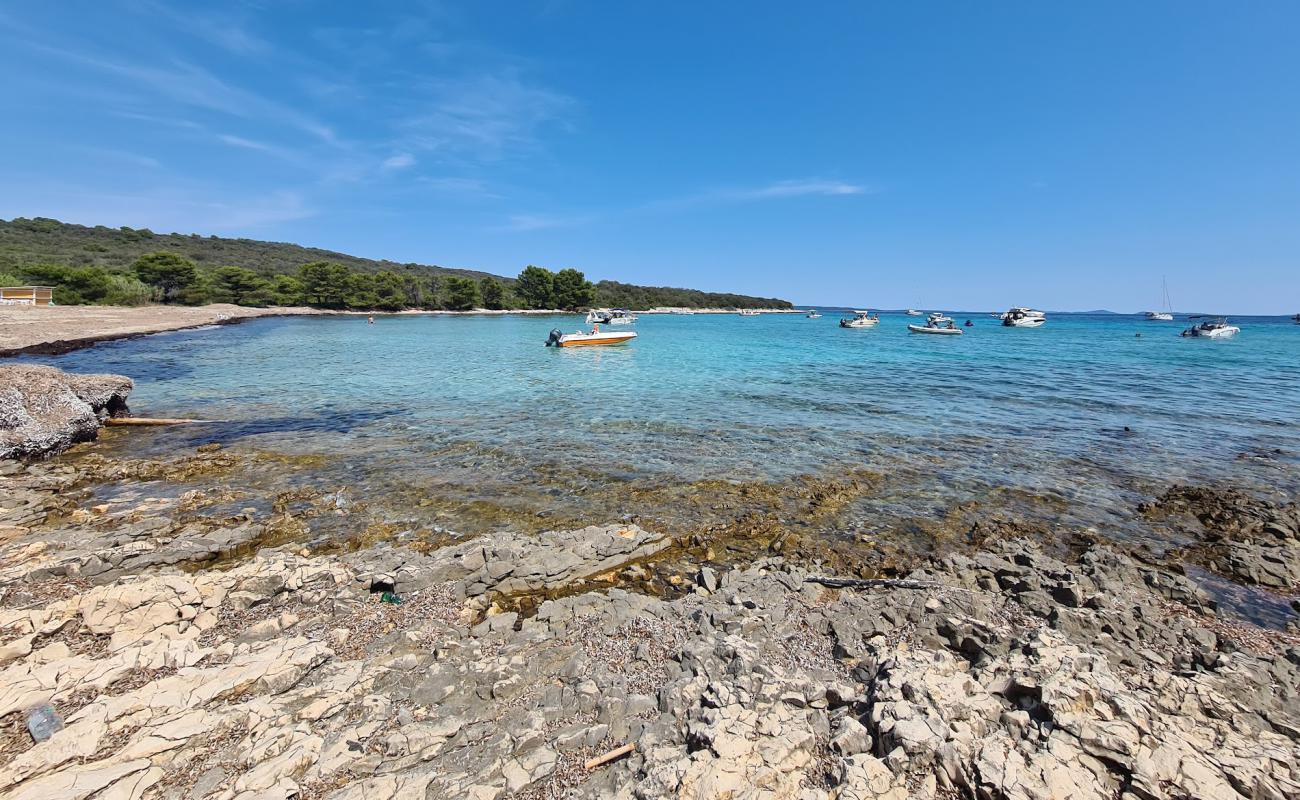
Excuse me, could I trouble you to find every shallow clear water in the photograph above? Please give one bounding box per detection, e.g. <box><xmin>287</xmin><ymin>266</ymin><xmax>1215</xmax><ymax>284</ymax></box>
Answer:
<box><xmin>24</xmin><ymin>311</ymin><xmax>1300</xmax><ymax>547</ymax></box>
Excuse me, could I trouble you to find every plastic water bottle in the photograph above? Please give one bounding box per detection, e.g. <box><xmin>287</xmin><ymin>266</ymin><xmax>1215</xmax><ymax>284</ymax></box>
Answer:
<box><xmin>26</xmin><ymin>705</ymin><xmax>63</xmax><ymax>742</ymax></box>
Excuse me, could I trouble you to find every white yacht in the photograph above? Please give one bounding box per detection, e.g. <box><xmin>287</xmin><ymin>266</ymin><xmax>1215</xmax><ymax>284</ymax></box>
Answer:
<box><xmin>839</xmin><ymin>311</ymin><xmax>881</xmax><ymax>328</ymax></box>
<box><xmin>905</xmin><ymin>309</ymin><xmax>923</xmax><ymax>316</ymax></box>
<box><xmin>1144</xmin><ymin>277</ymin><xmax>1174</xmax><ymax>320</ymax></box>
<box><xmin>586</xmin><ymin>308</ymin><xmax>636</xmax><ymax>325</ymax></box>
<box><xmin>1001</xmin><ymin>307</ymin><xmax>1047</xmax><ymax>327</ymax></box>
<box><xmin>926</xmin><ymin>312</ymin><xmax>953</xmax><ymax>325</ymax></box>
<box><xmin>1181</xmin><ymin>318</ymin><xmax>1240</xmax><ymax>338</ymax></box>
<box><xmin>738</xmin><ymin>309</ymin><xmax>761</xmax><ymax>316</ymax></box>
<box><xmin>806</xmin><ymin>310</ymin><xmax>822</xmax><ymax>318</ymax></box>
<box><xmin>908</xmin><ymin>322</ymin><xmax>962</xmax><ymax>335</ymax></box>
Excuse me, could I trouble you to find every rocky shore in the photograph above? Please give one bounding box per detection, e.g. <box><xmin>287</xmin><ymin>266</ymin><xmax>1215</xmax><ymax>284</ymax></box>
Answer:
<box><xmin>2</xmin><ymin>448</ymin><xmax>1299</xmax><ymax>800</ymax></box>
<box><xmin>0</xmin><ymin>365</ymin><xmax>133</xmax><ymax>460</ymax></box>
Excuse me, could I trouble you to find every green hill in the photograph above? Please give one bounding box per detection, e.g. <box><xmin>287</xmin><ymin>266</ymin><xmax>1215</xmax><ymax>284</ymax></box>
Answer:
<box><xmin>0</xmin><ymin>217</ymin><xmax>791</xmax><ymax>310</ymax></box>
<box><xmin>0</xmin><ymin>216</ymin><xmax>495</xmax><ymax>282</ymax></box>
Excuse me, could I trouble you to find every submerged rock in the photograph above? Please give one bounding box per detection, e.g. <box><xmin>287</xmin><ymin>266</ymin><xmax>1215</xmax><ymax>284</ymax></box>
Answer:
<box><xmin>0</xmin><ymin>365</ymin><xmax>132</xmax><ymax>460</ymax></box>
<box><xmin>1145</xmin><ymin>484</ymin><xmax>1300</xmax><ymax>590</ymax></box>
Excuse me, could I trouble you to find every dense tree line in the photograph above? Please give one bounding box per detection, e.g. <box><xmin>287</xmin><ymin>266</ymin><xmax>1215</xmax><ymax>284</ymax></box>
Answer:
<box><xmin>1</xmin><ymin>253</ymin><xmax>607</xmax><ymax>312</ymax></box>
<box><xmin>0</xmin><ymin>216</ymin><xmax>792</xmax><ymax>310</ymax></box>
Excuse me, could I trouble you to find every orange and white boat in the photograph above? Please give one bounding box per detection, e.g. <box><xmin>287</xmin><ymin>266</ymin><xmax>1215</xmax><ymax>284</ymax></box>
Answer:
<box><xmin>545</xmin><ymin>328</ymin><xmax>638</xmax><ymax>347</ymax></box>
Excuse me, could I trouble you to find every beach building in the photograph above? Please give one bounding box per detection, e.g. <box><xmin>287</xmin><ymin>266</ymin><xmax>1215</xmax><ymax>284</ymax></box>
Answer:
<box><xmin>0</xmin><ymin>286</ymin><xmax>54</xmax><ymax>306</ymax></box>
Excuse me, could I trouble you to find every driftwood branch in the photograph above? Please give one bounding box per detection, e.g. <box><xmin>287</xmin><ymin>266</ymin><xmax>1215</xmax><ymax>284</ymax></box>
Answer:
<box><xmin>804</xmin><ymin>576</ymin><xmax>952</xmax><ymax>591</ymax></box>
<box><xmin>584</xmin><ymin>743</ymin><xmax>635</xmax><ymax>770</ymax></box>
<box><xmin>104</xmin><ymin>417</ymin><xmax>205</xmax><ymax>426</ymax></box>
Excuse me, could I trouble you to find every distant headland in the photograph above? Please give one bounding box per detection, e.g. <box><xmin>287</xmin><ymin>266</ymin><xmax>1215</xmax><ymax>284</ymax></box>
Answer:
<box><xmin>0</xmin><ymin>217</ymin><xmax>792</xmax><ymax>312</ymax></box>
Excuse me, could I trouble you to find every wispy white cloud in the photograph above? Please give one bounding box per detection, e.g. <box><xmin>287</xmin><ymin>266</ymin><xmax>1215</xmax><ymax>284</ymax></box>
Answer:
<box><xmin>18</xmin><ymin>39</ymin><xmax>339</xmax><ymax>146</ymax></box>
<box><xmin>419</xmin><ymin>176</ymin><xmax>492</xmax><ymax>194</ymax></box>
<box><xmin>132</xmin><ymin>0</ymin><xmax>272</xmax><ymax>56</ymax></box>
<box><xmin>217</xmin><ymin>134</ymin><xmax>276</xmax><ymax>153</ymax></box>
<box><xmin>397</xmin><ymin>74</ymin><xmax>576</xmax><ymax>161</ymax></box>
<box><xmin>642</xmin><ymin>178</ymin><xmax>872</xmax><ymax>213</ymax></box>
<box><xmin>110</xmin><ymin>110</ymin><xmax>205</xmax><ymax>131</ymax></box>
<box><xmin>77</xmin><ymin>146</ymin><xmax>161</xmax><ymax>170</ymax></box>
<box><xmin>382</xmin><ymin>153</ymin><xmax>417</xmax><ymax>170</ymax></box>
<box><xmin>494</xmin><ymin>213</ymin><xmax>591</xmax><ymax>233</ymax></box>
<box><xmin>719</xmin><ymin>179</ymin><xmax>868</xmax><ymax>201</ymax></box>
<box><xmin>215</xmin><ymin>134</ymin><xmax>309</xmax><ymax>167</ymax></box>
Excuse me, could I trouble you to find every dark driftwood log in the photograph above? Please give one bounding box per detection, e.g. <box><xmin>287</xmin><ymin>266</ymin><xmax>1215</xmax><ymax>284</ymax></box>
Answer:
<box><xmin>104</xmin><ymin>417</ymin><xmax>203</xmax><ymax>426</ymax></box>
<box><xmin>584</xmin><ymin>743</ymin><xmax>635</xmax><ymax>770</ymax></box>
<box><xmin>804</xmin><ymin>576</ymin><xmax>949</xmax><ymax>591</ymax></box>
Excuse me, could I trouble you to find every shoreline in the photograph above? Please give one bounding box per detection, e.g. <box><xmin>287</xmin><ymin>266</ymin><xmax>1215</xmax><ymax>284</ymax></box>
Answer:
<box><xmin>0</xmin><ymin>304</ymin><xmax>802</xmax><ymax>358</ymax></box>
<box><xmin>0</xmin><ymin>304</ymin><xmax>328</xmax><ymax>358</ymax></box>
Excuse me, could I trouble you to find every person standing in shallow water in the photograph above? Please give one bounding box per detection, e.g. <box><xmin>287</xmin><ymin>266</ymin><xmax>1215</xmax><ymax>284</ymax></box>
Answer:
<box><xmin>367</xmin><ymin>316</ymin><xmax>374</xmax><ymax>324</ymax></box>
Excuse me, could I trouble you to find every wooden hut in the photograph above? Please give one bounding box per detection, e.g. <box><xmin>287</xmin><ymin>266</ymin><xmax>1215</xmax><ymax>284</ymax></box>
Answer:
<box><xmin>0</xmin><ymin>286</ymin><xmax>54</xmax><ymax>306</ymax></box>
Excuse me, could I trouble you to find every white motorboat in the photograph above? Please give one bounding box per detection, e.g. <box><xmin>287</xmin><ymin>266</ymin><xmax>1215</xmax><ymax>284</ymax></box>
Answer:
<box><xmin>586</xmin><ymin>308</ymin><xmax>636</xmax><ymax>325</ymax></box>
<box><xmin>1144</xmin><ymin>277</ymin><xmax>1174</xmax><ymax>320</ymax></box>
<box><xmin>546</xmin><ymin>328</ymin><xmax>638</xmax><ymax>347</ymax></box>
<box><xmin>1001</xmin><ymin>307</ymin><xmax>1046</xmax><ymax>327</ymax></box>
<box><xmin>806</xmin><ymin>310</ymin><xmax>822</xmax><ymax>318</ymax></box>
<box><xmin>839</xmin><ymin>311</ymin><xmax>880</xmax><ymax>328</ymax></box>
<box><xmin>909</xmin><ymin>323</ymin><xmax>962</xmax><ymax>335</ymax></box>
<box><xmin>926</xmin><ymin>312</ymin><xmax>953</xmax><ymax>325</ymax></box>
<box><xmin>905</xmin><ymin>309</ymin><xmax>923</xmax><ymax>316</ymax></box>
<box><xmin>1180</xmin><ymin>318</ymin><xmax>1239</xmax><ymax>339</ymax></box>
<box><xmin>738</xmin><ymin>309</ymin><xmax>761</xmax><ymax>316</ymax></box>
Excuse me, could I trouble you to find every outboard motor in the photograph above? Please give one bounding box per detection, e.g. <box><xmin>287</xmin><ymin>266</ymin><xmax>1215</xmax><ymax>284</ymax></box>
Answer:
<box><xmin>545</xmin><ymin>329</ymin><xmax>564</xmax><ymax>347</ymax></box>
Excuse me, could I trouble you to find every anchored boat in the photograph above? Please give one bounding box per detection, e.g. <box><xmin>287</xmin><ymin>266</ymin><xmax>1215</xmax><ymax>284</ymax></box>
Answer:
<box><xmin>908</xmin><ymin>324</ymin><xmax>962</xmax><ymax>335</ymax></box>
<box><xmin>905</xmin><ymin>309</ymin><xmax>923</xmax><ymax>316</ymax></box>
<box><xmin>1145</xmin><ymin>277</ymin><xmax>1175</xmax><ymax>321</ymax></box>
<box><xmin>546</xmin><ymin>328</ymin><xmax>638</xmax><ymax>347</ymax></box>
<box><xmin>1180</xmin><ymin>318</ymin><xmax>1239</xmax><ymax>339</ymax></box>
<box><xmin>806</xmin><ymin>310</ymin><xmax>822</xmax><ymax>318</ymax></box>
<box><xmin>586</xmin><ymin>308</ymin><xmax>636</xmax><ymax>325</ymax></box>
<box><xmin>1001</xmin><ymin>307</ymin><xmax>1047</xmax><ymax>327</ymax></box>
<box><xmin>839</xmin><ymin>311</ymin><xmax>881</xmax><ymax>328</ymax></box>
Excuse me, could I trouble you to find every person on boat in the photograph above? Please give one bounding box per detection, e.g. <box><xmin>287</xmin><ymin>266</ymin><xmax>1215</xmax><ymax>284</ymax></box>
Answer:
<box><xmin>590</xmin><ymin>323</ymin><xmax>601</xmax><ymax>335</ymax></box>
<box><xmin>946</xmin><ymin>320</ymin><xmax>956</xmax><ymax>329</ymax></box>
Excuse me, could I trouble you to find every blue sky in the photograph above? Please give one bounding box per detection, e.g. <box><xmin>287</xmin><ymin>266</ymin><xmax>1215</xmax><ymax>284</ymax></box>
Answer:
<box><xmin>2</xmin><ymin>2</ymin><xmax>1297</xmax><ymax>312</ymax></box>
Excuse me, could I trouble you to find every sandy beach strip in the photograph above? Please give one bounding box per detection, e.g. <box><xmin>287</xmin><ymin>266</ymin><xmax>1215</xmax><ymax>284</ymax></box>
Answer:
<box><xmin>0</xmin><ymin>303</ymin><xmax>805</xmax><ymax>357</ymax></box>
<box><xmin>0</xmin><ymin>303</ymin><xmax>322</xmax><ymax>356</ymax></box>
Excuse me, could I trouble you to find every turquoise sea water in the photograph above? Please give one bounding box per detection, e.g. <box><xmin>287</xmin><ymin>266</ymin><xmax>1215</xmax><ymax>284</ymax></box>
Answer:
<box><xmin>24</xmin><ymin>311</ymin><xmax>1300</xmax><ymax>551</ymax></box>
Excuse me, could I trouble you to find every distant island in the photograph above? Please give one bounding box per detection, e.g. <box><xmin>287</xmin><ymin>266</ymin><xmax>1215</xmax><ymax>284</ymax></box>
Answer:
<box><xmin>0</xmin><ymin>217</ymin><xmax>792</xmax><ymax>312</ymax></box>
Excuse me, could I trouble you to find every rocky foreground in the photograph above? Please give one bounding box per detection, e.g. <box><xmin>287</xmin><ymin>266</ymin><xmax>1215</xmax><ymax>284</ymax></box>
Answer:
<box><xmin>2</xmin><ymin>457</ymin><xmax>1299</xmax><ymax>800</ymax></box>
